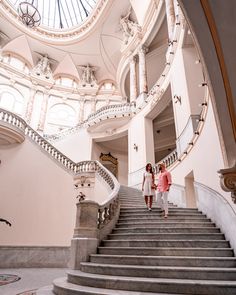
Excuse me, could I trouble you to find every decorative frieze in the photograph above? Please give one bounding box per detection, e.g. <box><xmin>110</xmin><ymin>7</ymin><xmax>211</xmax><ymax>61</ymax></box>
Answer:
<box><xmin>32</xmin><ymin>54</ymin><xmax>53</xmax><ymax>80</ymax></box>
<box><xmin>120</xmin><ymin>8</ymin><xmax>142</xmax><ymax>46</ymax></box>
<box><xmin>78</xmin><ymin>64</ymin><xmax>98</xmax><ymax>86</ymax></box>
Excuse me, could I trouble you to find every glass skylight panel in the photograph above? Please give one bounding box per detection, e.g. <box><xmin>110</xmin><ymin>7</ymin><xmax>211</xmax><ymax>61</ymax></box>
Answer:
<box><xmin>7</xmin><ymin>0</ymin><xmax>97</xmax><ymax>29</ymax></box>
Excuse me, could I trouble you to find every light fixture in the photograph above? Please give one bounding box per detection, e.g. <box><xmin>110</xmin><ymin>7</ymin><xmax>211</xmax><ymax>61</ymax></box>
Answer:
<box><xmin>197</xmin><ymin>118</ymin><xmax>204</xmax><ymax>122</ymax></box>
<box><xmin>174</xmin><ymin>95</ymin><xmax>181</xmax><ymax>104</ymax></box>
<box><xmin>133</xmin><ymin>144</ymin><xmax>138</xmax><ymax>151</ymax></box>
<box><xmin>18</xmin><ymin>0</ymin><xmax>41</xmax><ymax>28</ymax></box>
<box><xmin>198</xmin><ymin>82</ymin><xmax>207</xmax><ymax>87</ymax></box>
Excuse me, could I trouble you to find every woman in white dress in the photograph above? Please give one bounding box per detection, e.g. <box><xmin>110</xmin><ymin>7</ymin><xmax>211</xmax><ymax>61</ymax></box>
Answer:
<box><xmin>142</xmin><ymin>163</ymin><xmax>155</xmax><ymax>211</ymax></box>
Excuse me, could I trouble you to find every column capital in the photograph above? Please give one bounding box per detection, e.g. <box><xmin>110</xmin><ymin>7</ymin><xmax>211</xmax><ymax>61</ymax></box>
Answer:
<box><xmin>129</xmin><ymin>55</ymin><xmax>137</xmax><ymax>64</ymax></box>
<box><xmin>138</xmin><ymin>45</ymin><xmax>149</xmax><ymax>55</ymax></box>
<box><xmin>218</xmin><ymin>164</ymin><xmax>236</xmax><ymax>203</ymax></box>
<box><xmin>43</xmin><ymin>91</ymin><xmax>50</xmax><ymax>98</ymax></box>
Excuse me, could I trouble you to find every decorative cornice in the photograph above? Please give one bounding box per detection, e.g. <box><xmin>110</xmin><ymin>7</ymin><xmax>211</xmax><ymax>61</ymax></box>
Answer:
<box><xmin>218</xmin><ymin>164</ymin><xmax>236</xmax><ymax>203</ymax></box>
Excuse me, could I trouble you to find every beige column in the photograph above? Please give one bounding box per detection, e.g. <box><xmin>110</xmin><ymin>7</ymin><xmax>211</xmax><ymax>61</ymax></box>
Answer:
<box><xmin>91</xmin><ymin>97</ymin><xmax>96</xmax><ymax>114</ymax></box>
<box><xmin>138</xmin><ymin>46</ymin><xmax>148</xmax><ymax>94</ymax></box>
<box><xmin>130</xmin><ymin>56</ymin><xmax>137</xmax><ymax>102</ymax></box>
<box><xmin>38</xmin><ymin>92</ymin><xmax>49</xmax><ymax>131</ymax></box>
<box><xmin>25</xmin><ymin>87</ymin><xmax>36</xmax><ymax>124</ymax></box>
<box><xmin>79</xmin><ymin>99</ymin><xmax>85</xmax><ymax>123</ymax></box>
<box><xmin>165</xmin><ymin>0</ymin><xmax>176</xmax><ymax>40</ymax></box>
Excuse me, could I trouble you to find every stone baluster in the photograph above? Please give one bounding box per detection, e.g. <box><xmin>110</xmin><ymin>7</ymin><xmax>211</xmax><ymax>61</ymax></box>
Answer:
<box><xmin>130</xmin><ymin>56</ymin><xmax>138</xmax><ymax>102</ymax></box>
<box><xmin>38</xmin><ymin>92</ymin><xmax>50</xmax><ymax>131</ymax></box>
<box><xmin>165</xmin><ymin>0</ymin><xmax>176</xmax><ymax>41</ymax></box>
<box><xmin>138</xmin><ymin>46</ymin><xmax>148</xmax><ymax>94</ymax></box>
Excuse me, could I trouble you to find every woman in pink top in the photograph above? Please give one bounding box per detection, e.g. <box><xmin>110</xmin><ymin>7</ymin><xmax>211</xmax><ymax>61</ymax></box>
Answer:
<box><xmin>156</xmin><ymin>163</ymin><xmax>172</xmax><ymax>218</ymax></box>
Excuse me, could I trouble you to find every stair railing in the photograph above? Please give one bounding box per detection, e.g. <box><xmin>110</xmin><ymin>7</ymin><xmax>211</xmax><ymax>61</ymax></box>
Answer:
<box><xmin>0</xmin><ymin>108</ymin><xmax>27</xmax><ymax>133</ymax></box>
<box><xmin>0</xmin><ymin>108</ymin><xmax>120</xmax><ymax>242</ymax></box>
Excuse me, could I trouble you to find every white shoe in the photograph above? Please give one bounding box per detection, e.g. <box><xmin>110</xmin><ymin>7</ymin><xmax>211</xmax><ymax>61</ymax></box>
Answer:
<box><xmin>148</xmin><ymin>208</ymin><xmax>152</xmax><ymax>211</ymax></box>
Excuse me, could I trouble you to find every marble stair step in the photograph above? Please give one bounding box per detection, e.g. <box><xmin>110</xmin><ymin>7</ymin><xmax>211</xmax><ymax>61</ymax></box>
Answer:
<box><xmin>101</xmin><ymin>239</ymin><xmax>229</xmax><ymax>248</ymax></box>
<box><xmin>120</xmin><ymin>207</ymin><xmax>177</xmax><ymax>210</ymax></box>
<box><xmin>98</xmin><ymin>246</ymin><xmax>234</xmax><ymax>257</ymax></box>
<box><xmin>118</xmin><ymin>216</ymin><xmax>210</xmax><ymax>221</ymax></box>
<box><xmin>119</xmin><ymin>212</ymin><xmax>204</xmax><ymax>218</ymax></box>
<box><xmin>116</xmin><ymin>221</ymin><xmax>214</xmax><ymax>228</ymax></box>
<box><xmin>52</xmin><ymin>277</ymin><xmax>180</xmax><ymax>295</ymax></box>
<box><xmin>66</xmin><ymin>270</ymin><xmax>236</xmax><ymax>295</ymax></box>
<box><xmin>120</xmin><ymin>213</ymin><xmax>204</xmax><ymax>218</ymax></box>
<box><xmin>80</xmin><ymin>262</ymin><xmax>236</xmax><ymax>281</ymax></box>
<box><xmin>36</xmin><ymin>286</ymin><xmax>54</xmax><ymax>295</ymax></box>
<box><xmin>112</xmin><ymin>227</ymin><xmax>220</xmax><ymax>234</ymax></box>
<box><xmin>118</xmin><ymin>217</ymin><xmax>211</xmax><ymax>223</ymax></box>
<box><xmin>90</xmin><ymin>254</ymin><xmax>236</xmax><ymax>267</ymax></box>
<box><xmin>119</xmin><ymin>208</ymin><xmax>199</xmax><ymax>213</ymax></box>
<box><xmin>108</xmin><ymin>233</ymin><xmax>225</xmax><ymax>240</ymax></box>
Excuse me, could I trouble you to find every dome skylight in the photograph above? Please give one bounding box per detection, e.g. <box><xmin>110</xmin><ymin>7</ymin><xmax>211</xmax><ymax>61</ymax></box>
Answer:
<box><xmin>8</xmin><ymin>0</ymin><xmax>97</xmax><ymax>29</ymax></box>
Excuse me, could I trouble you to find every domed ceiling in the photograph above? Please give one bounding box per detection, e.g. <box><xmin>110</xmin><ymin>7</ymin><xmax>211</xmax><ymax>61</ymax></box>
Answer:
<box><xmin>7</xmin><ymin>0</ymin><xmax>97</xmax><ymax>29</ymax></box>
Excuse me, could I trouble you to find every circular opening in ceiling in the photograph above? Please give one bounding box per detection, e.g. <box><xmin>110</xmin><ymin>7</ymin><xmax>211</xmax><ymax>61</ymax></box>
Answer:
<box><xmin>7</xmin><ymin>0</ymin><xmax>97</xmax><ymax>30</ymax></box>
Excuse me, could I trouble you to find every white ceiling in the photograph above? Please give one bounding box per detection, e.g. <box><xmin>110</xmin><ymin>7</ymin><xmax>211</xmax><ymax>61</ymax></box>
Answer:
<box><xmin>0</xmin><ymin>0</ymin><xmax>131</xmax><ymax>84</ymax></box>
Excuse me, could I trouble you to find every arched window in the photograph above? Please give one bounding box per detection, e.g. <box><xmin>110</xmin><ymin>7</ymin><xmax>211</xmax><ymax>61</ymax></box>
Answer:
<box><xmin>101</xmin><ymin>82</ymin><xmax>115</xmax><ymax>90</ymax></box>
<box><xmin>55</xmin><ymin>77</ymin><xmax>77</xmax><ymax>88</ymax></box>
<box><xmin>0</xmin><ymin>86</ymin><xmax>24</xmax><ymax>115</ymax></box>
<box><xmin>46</xmin><ymin>103</ymin><xmax>77</xmax><ymax>133</ymax></box>
<box><xmin>3</xmin><ymin>55</ymin><xmax>29</xmax><ymax>73</ymax></box>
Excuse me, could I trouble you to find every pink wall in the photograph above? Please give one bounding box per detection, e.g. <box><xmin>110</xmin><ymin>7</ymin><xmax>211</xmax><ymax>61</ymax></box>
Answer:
<box><xmin>0</xmin><ymin>139</ymin><xmax>76</xmax><ymax>246</ymax></box>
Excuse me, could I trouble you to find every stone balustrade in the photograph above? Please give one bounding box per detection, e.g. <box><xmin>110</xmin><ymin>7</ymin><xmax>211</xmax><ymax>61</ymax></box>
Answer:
<box><xmin>0</xmin><ymin>108</ymin><xmax>121</xmax><ymax>270</ymax></box>
<box><xmin>156</xmin><ymin>149</ymin><xmax>178</xmax><ymax>169</ymax></box>
<box><xmin>86</xmin><ymin>102</ymin><xmax>135</xmax><ymax>121</ymax></box>
<box><xmin>0</xmin><ymin>108</ymin><xmax>27</xmax><ymax>132</ymax></box>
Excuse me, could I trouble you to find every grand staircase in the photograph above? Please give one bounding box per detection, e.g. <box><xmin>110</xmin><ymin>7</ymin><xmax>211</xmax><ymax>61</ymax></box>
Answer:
<box><xmin>39</xmin><ymin>186</ymin><xmax>236</xmax><ymax>295</ymax></box>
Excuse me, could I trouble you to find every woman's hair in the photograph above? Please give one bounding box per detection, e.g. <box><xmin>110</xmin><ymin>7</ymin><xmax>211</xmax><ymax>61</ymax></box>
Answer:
<box><xmin>145</xmin><ymin>163</ymin><xmax>153</xmax><ymax>173</ymax></box>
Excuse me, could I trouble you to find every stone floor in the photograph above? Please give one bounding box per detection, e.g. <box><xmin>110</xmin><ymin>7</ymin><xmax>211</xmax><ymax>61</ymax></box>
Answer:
<box><xmin>0</xmin><ymin>268</ymin><xmax>66</xmax><ymax>295</ymax></box>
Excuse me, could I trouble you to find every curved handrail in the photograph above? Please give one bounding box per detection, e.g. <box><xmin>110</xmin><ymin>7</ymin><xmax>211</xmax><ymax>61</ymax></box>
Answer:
<box><xmin>156</xmin><ymin>149</ymin><xmax>178</xmax><ymax>169</ymax></box>
<box><xmin>86</xmin><ymin>102</ymin><xmax>136</xmax><ymax>121</ymax></box>
<box><xmin>0</xmin><ymin>108</ymin><xmax>120</xmax><ymax>209</ymax></box>
<box><xmin>0</xmin><ymin>108</ymin><xmax>27</xmax><ymax>132</ymax></box>
<box><xmin>45</xmin><ymin>102</ymin><xmax>136</xmax><ymax>141</ymax></box>
<box><xmin>0</xmin><ymin>108</ymin><xmax>121</xmax><ymax>233</ymax></box>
